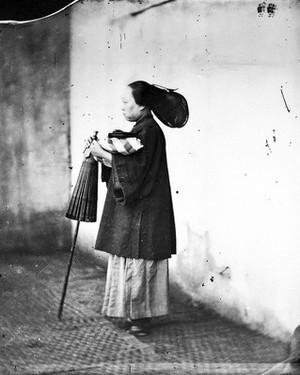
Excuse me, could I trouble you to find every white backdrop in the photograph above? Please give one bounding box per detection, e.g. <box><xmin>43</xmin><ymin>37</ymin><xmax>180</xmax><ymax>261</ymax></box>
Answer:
<box><xmin>70</xmin><ymin>0</ymin><xmax>300</xmax><ymax>340</ymax></box>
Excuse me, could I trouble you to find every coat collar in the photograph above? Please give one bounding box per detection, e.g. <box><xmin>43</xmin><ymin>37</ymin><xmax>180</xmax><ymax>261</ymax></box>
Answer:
<box><xmin>134</xmin><ymin>113</ymin><xmax>153</xmax><ymax>127</ymax></box>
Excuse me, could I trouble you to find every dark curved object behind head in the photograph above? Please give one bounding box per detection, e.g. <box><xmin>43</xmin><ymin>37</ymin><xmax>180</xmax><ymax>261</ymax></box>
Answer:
<box><xmin>128</xmin><ymin>80</ymin><xmax>189</xmax><ymax>128</ymax></box>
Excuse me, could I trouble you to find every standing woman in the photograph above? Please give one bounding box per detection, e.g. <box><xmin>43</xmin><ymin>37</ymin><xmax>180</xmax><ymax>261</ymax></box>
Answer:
<box><xmin>89</xmin><ymin>81</ymin><xmax>181</xmax><ymax>336</ymax></box>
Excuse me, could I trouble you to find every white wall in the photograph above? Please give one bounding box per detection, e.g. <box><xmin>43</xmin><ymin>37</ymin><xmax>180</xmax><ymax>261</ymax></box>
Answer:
<box><xmin>70</xmin><ymin>0</ymin><xmax>300</xmax><ymax>339</ymax></box>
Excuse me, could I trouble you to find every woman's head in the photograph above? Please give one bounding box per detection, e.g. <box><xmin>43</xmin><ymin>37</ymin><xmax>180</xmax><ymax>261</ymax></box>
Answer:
<box><xmin>121</xmin><ymin>81</ymin><xmax>152</xmax><ymax>122</ymax></box>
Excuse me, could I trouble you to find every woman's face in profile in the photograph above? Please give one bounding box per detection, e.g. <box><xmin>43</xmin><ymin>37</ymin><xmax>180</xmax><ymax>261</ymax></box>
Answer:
<box><xmin>121</xmin><ymin>86</ymin><xmax>143</xmax><ymax>122</ymax></box>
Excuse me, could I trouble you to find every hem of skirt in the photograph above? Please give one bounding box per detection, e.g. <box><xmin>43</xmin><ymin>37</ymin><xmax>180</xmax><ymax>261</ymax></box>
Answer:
<box><xmin>102</xmin><ymin>311</ymin><xmax>170</xmax><ymax>319</ymax></box>
<box><xmin>96</xmin><ymin>249</ymin><xmax>173</xmax><ymax>260</ymax></box>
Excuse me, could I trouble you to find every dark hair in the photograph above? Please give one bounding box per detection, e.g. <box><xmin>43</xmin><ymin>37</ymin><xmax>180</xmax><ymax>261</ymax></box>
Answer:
<box><xmin>128</xmin><ymin>81</ymin><xmax>152</xmax><ymax>108</ymax></box>
<box><xmin>128</xmin><ymin>81</ymin><xmax>189</xmax><ymax>128</ymax></box>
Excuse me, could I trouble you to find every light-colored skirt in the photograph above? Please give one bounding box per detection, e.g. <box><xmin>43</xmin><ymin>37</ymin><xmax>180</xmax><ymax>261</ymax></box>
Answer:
<box><xmin>102</xmin><ymin>255</ymin><xmax>169</xmax><ymax>320</ymax></box>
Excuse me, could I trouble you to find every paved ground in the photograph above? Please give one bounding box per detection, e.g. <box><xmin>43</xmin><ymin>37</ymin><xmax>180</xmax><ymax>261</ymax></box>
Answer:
<box><xmin>0</xmin><ymin>252</ymin><xmax>290</xmax><ymax>375</ymax></box>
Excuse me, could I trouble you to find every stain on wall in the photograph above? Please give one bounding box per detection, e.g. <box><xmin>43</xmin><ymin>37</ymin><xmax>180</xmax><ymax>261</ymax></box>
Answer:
<box><xmin>0</xmin><ymin>12</ymin><xmax>71</xmax><ymax>253</ymax></box>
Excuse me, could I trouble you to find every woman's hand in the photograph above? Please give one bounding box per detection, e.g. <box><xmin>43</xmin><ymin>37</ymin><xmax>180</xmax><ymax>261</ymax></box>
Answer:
<box><xmin>83</xmin><ymin>138</ymin><xmax>92</xmax><ymax>151</ymax></box>
<box><xmin>89</xmin><ymin>141</ymin><xmax>113</xmax><ymax>166</ymax></box>
<box><xmin>84</xmin><ymin>132</ymin><xmax>99</xmax><ymax>150</ymax></box>
<box><xmin>89</xmin><ymin>141</ymin><xmax>106</xmax><ymax>158</ymax></box>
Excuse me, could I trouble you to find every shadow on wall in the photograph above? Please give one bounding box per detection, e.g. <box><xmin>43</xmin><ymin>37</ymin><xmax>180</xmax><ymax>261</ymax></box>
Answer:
<box><xmin>0</xmin><ymin>11</ymin><xmax>72</xmax><ymax>254</ymax></box>
<box><xmin>171</xmin><ymin>227</ymin><xmax>232</xmax><ymax>308</ymax></box>
<box><xmin>172</xmin><ymin>226</ymin><xmax>290</xmax><ymax>341</ymax></box>
<box><xmin>0</xmin><ymin>210</ymin><xmax>70</xmax><ymax>254</ymax></box>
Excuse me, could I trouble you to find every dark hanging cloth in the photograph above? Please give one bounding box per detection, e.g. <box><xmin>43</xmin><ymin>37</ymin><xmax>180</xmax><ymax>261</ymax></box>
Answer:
<box><xmin>95</xmin><ymin>114</ymin><xmax>176</xmax><ymax>261</ymax></box>
<box><xmin>0</xmin><ymin>0</ymin><xmax>77</xmax><ymax>22</ymax></box>
<box><xmin>101</xmin><ymin>164</ymin><xmax>112</xmax><ymax>186</ymax></box>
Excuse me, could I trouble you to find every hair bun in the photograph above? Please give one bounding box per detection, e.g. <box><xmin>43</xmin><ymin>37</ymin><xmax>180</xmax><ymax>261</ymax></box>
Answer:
<box><xmin>148</xmin><ymin>84</ymin><xmax>189</xmax><ymax>128</ymax></box>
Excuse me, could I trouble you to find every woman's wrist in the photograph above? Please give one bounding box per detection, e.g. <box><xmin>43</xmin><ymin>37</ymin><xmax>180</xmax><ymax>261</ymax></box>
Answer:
<box><xmin>91</xmin><ymin>148</ymin><xmax>112</xmax><ymax>167</ymax></box>
<box><xmin>90</xmin><ymin>141</ymin><xmax>112</xmax><ymax>159</ymax></box>
<box><xmin>100</xmin><ymin>149</ymin><xmax>112</xmax><ymax>162</ymax></box>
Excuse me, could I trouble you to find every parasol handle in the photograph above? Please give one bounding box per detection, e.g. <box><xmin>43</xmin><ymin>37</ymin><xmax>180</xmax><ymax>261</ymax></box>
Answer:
<box><xmin>91</xmin><ymin>130</ymin><xmax>99</xmax><ymax>141</ymax></box>
<box><xmin>58</xmin><ymin>220</ymin><xmax>80</xmax><ymax>321</ymax></box>
<box><xmin>83</xmin><ymin>130</ymin><xmax>99</xmax><ymax>154</ymax></box>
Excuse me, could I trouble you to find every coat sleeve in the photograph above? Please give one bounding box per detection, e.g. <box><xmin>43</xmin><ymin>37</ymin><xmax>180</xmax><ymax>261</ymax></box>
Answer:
<box><xmin>111</xmin><ymin>123</ymin><xmax>162</xmax><ymax>205</ymax></box>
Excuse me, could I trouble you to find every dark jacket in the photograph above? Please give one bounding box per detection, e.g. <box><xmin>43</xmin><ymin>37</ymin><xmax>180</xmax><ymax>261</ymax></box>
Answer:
<box><xmin>95</xmin><ymin>114</ymin><xmax>176</xmax><ymax>260</ymax></box>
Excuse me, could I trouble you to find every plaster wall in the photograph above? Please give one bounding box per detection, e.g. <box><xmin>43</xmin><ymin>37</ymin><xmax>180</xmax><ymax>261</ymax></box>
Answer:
<box><xmin>0</xmin><ymin>13</ymin><xmax>71</xmax><ymax>253</ymax></box>
<box><xmin>70</xmin><ymin>0</ymin><xmax>300</xmax><ymax>339</ymax></box>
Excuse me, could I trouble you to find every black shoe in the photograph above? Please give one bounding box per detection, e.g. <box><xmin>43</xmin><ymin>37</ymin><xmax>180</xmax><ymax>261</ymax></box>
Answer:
<box><xmin>126</xmin><ymin>325</ymin><xmax>149</xmax><ymax>336</ymax></box>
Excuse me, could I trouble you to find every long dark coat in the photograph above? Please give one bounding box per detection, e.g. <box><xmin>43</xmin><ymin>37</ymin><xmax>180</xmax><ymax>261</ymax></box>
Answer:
<box><xmin>95</xmin><ymin>114</ymin><xmax>176</xmax><ymax>260</ymax></box>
